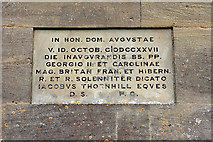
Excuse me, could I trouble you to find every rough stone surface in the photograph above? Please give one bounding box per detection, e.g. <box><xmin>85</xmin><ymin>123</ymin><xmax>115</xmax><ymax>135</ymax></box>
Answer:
<box><xmin>0</xmin><ymin>104</ymin><xmax>2</xmax><ymax>140</ymax></box>
<box><xmin>116</xmin><ymin>105</ymin><xmax>150</xmax><ymax>140</ymax></box>
<box><xmin>2</xmin><ymin>28</ymin><xmax>33</xmax><ymax>65</ymax></box>
<box><xmin>2</xmin><ymin>104</ymin><xmax>116</xmax><ymax>140</ymax></box>
<box><xmin>2</xmin><ymin>28</ymin><xmax>33</xmax><ymax>103</ymax></box>
<box><xmin>2</xmin><ymin>64</ymin><xmax>32</xmax><ymax>103</ymax></box>
<box><xmin>150</xmin><ymin>104</ymin><xmax>211</xmax><ymax>140</ymax></box>
<box><xmin>174</xmin><ymin>28</ymin><xmax>211</xmax><ymax>103</ymax></box>
<box><xmin>2</xmin><ymin>2</ymin><xmax>140</xmax><ymax>27</ymax></box>
<box><xmin>141</xmin><ymin>3</ymin><xmax>211</xmax><ymax>27</ymax></box>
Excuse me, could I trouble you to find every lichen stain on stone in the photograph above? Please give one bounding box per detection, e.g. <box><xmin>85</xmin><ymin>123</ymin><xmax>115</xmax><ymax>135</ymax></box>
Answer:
<box><xmin>122</xmin><ymin>101</ymin><xmax>129</xmax><ymax>104</ymax></box>
<box><xmin>11</xmin><ymin>111</ymin><xmax>16</xmax><ymax>115</ymax></box>
<box><xmin>56</xmin><ymin>103</ymin><xmax>62</xmax><ymax>106</ymax></box>
<box><xmin>184</xmin><ymin>65</ymin><xmax>188</xmax><ymax>68</ymax></box>
<box><xmin>72</xmin><ymin>101</ymin><xmax>81</xmax><ymax>104</ymax></box>
<box><xmin>177</xmin><ymin>128</ymin><xmax>184</xmax><ymax>133</ymax></box>
<box><xmin>160</xmin><ymin>118</ymin><xmax>169</xmax><ymax>136</ymax></box>
<box><xmin>4</xmin><ymin>123</ymin><xmax>8</xmax><ymax>128</ymax></box>
<box><xmin>19</xmin><ymin>109</ymin><xmax>26</xmax><ymax>113</ymax></box>
<box><xmin>77</xmin><ymin>101</ymin><xmax>81</xmax><ymax>104</ymax></box>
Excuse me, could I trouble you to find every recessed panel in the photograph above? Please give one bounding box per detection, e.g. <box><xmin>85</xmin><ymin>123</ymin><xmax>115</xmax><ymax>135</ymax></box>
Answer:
<box><xmin>32</xmin><ymin>29</ymin><xmax>174</xmax><ymax>104</ymax></box>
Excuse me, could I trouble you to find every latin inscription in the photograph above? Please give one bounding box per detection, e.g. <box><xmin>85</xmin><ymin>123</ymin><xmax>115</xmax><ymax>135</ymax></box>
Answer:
<box><xmin>32</xmin><ymin>29</ymin><xmax>174</xmax><ymax>104</ymax></box>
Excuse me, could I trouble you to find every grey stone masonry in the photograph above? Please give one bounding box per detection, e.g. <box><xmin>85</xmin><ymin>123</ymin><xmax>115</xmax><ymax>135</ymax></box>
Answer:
<box><xmin>1</xmin><ymin>2</ymin><xmax>212</xmax><ymax>141</ymax></box>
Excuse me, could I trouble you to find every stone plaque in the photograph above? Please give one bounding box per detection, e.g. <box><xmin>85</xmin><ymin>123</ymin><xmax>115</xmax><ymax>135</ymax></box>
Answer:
<box><xmin>32</xmin><ymin>29</ymin><xmax>174</xmax><ymax>104</ymax></box>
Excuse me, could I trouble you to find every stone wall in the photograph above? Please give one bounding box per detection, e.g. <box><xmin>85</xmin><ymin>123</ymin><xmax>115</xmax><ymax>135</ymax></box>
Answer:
<box><xmin>1</xmin><ymin>2</ymin><xmax>212</xmax><ymax>140</ymax></box>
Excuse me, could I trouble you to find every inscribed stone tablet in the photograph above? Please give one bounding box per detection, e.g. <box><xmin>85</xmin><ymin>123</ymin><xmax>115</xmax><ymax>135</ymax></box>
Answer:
<box><xmin>32</xmin><ymin>29</ymin><xmax>174</xmax><ymax>104</ymax></box>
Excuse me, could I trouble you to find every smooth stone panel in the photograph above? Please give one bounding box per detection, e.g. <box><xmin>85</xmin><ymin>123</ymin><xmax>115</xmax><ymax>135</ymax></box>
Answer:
<box><xmin>32</xmin><ymin>29</ymin><xmax>174</xmax><ymax>104</ymax></box>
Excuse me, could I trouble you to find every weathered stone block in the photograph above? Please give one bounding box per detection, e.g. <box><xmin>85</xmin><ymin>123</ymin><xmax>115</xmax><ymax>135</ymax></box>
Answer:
<box><xmin>116</xmin><ymin>105</ymin><xmax>150</xmax><ymax>140</ymax></box>
<box><xmin>150</xmin><ymin>104</ymin><xmax>211</xmax><ymax>140</ymax></box>
<box><xmin>174</xmin><ymin>28</ymin><xmax>211</xmax><ymax>103</ymax></box>
<box><xmin>2</xmin><ymin>28</ymin><xmax>33</xmax><ymax>65</ymax></box>
<box><xmin>2</xmin><ymin>65</ymin><xmax>31</xmax><ymax>103</ymax></box>
<box><xmin>2</xmin><ymin>104</ymin><xmax>116</xmax><ymax>140</ymax></box>
<box><xmin>141</xmin><ymin>3</ymin><xmax>211</xmax><ymax>27</ymax></box>
<box><xmin>3</xmin><ymin>2</ymin><xmax>140</xmax><ymax>27</ymax></box>
<box><xmin>2</xmin><ymin>27</ymin><xmax>33</xmax><ymax>103</ymax></box>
